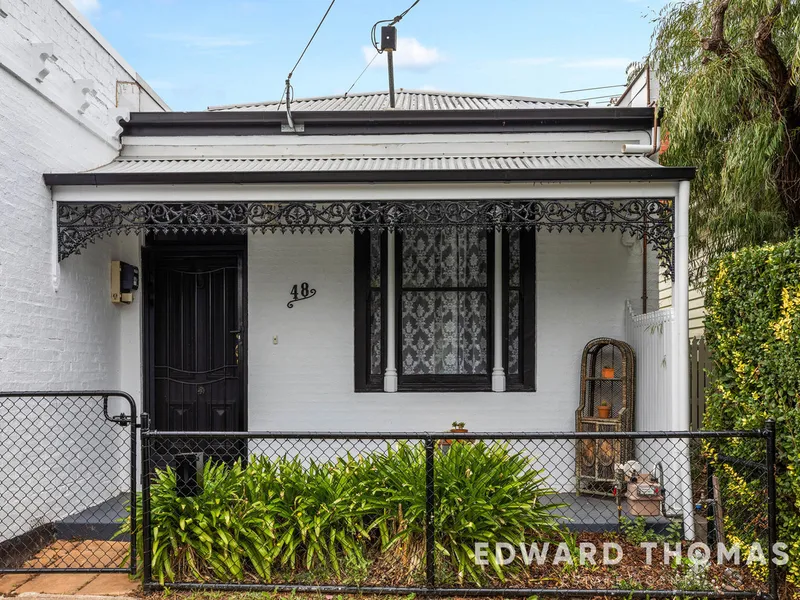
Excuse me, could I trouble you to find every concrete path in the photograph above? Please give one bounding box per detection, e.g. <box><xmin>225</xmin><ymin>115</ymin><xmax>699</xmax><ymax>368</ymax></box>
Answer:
<box><xmin>0</xmin><ymin>574</ymin><xmax>138</xmax><ymax>597</ymax></box>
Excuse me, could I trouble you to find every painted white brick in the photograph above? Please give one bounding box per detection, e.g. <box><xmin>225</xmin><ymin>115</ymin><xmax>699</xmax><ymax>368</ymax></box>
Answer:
<box><xmin>247</xmin><ymin>229</ymin><xmax>658</xmax><ymax>434</ymax></box>
<box><xmin>0</xmin><ymin>0</ymin><xmax>160</xmax><ymax>540</ymax></box>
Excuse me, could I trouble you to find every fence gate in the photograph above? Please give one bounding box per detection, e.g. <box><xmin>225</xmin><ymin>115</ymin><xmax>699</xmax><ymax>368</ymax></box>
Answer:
<box><xmin>690</xmin><ymin>336</ymin><xmax>711</xmax><ymax>430</ymax></box>
<box><xmin>0</xmin><ymin>392</ymin><xmax>137</xmax><ymax>573</ymax></box>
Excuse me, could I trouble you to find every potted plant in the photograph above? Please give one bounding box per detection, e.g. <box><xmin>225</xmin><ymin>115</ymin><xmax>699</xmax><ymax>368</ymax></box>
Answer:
<box><xmin>440</xmin><ymin>421</ymin><xmax>468</xmax><ymax>452</ymax></box>
<box><xmin>597</xmin><ymin>400</ymin><xmax>612</xmax><ymax>419</ymax></box>
<box><xmin>601</xmin><ymin>365</ymin><xmax>615</xmax><ymax>379</ymax></box>
<box><xmin>451</xmin><ymin>420</ymin><xmax>467</xmax><ymax>433</ymax></box>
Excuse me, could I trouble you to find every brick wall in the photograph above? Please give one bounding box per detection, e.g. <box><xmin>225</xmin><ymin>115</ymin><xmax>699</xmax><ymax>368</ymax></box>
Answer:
<box><xmin>246</xmin><ymin>230</ymin><xmax>658</xmax><ymax>491</ymax></box>
<box><xmin>0</xmin><ymin>0</ymin><xmax>163</xmax><ymax>391</ymax></box>
<box><xmin>0</xmin><ymin>0</ymin><xmax>162</xmax><ymax>541</ymax></box>
<box><xmin>247</xmin><ymin>230</ymin><xmax>658</xmax><ymax>433</ymax></box>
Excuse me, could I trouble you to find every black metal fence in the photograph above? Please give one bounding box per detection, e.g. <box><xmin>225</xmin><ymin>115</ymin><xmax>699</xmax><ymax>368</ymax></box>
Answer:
<box><xmin>139</xmin><ymin>423</ymin><xmax>779</xmax><ymax>598</ymax></box>
<box><xmin>0</xmin><ymin>392</ymin><xmax>137</xmax><ymax>574</ymax></box>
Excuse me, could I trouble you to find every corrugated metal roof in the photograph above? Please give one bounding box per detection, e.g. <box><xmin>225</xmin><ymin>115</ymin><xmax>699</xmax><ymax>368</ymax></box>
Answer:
<box><xmin>207</xmin><ymin>90</ymin><xmax>586</xmax><ymax>112</ymax></box>
<box><xmin>86</xmin><ymin>154</ymin><xmax>658</xmax><ymax>174</ymax></box>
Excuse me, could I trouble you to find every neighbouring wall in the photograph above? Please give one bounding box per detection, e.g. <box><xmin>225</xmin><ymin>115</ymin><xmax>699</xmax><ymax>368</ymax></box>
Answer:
<box><xmin>0</xmin><ymin>0</ymin><xmax>162</xmax><ymax>541</ymax></box>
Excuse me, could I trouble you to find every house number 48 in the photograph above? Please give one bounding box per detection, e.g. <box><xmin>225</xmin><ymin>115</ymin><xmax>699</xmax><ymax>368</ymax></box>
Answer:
<box><xmin>287</xmin><ymin>282</ymin><xmax>316</xmax><ymax>308</ymax></box>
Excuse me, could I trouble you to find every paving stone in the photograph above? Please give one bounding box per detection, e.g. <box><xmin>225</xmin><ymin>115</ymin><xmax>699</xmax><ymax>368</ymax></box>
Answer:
<box><xmin>13</xmin><ymin>574</ymin><xmax>96</xmax><ymax>595</ymax></box>
<box><xmin>0</xmin><ymin>573</ymin><xmax>35</xmax><ymax>594</ymax></box>
<box><xmin>77</xmin><ymin>574</ymin><xmax>139</xmax><ymax>596</ymax></box>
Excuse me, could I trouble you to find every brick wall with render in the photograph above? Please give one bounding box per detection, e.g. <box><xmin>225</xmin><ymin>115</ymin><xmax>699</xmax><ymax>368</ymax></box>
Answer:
<box><xmin>0</xmin><ymin>0</ymin><xmax>164</xmax><ymax>541</ymax></box>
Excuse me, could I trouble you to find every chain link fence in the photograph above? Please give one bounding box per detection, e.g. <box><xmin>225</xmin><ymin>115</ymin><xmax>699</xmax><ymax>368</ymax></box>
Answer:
<box><xmin>139</xmin><ymin>425</ymin><xmax>778</xmax><ymax>598</ymax></box>
<box><xmin>0</xmin><ymin>392</ymin><xmax>137</xmax><ymax>574</ymax></box>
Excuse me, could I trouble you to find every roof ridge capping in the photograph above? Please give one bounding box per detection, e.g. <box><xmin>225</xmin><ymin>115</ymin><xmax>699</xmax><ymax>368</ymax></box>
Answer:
<box><xmin>207</xmin><ymin>89</ymin><xmax>587</xmax><ymax>111</ymax></box>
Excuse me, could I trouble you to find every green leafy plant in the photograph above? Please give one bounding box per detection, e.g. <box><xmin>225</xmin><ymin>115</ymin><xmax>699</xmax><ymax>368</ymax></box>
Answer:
<box><xmin>119</xmin><ymin>460</ymin><xmax>275</xmax><ymax>584</ymax></box>
<box><xmin>620</xmin><ymin>516</ymin><xmax>681</xmax><ymax>545</ymax></box>
<box><xmin>672</xmin><ymin>554</ymin><xmax>712</xmax><ymax>598</ymax></box>
<box><xmin>121</xmin><ymin>441</ymin><xmax>563</xmax><ymax>586</ymax></box>
<box><xmin>362</xmin><ymin>440</ymin><xmax>564</xmax><ymax>584</ymax></box>
<box><xmin>705</xmin><ymin>238</ymin><xmax>800</xmax><ymax>585</ymax></box>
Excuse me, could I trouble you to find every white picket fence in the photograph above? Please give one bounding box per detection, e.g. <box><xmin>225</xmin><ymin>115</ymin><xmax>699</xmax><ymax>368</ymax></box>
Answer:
<box><xmin>624</xmin><ymin>300</ymin><xmax>673</xmax><ymax>432</ymax></box>
<box><xmin>624</xmin><ymin>301</ymin><xmax>696</xmax><ymax>535</ymax></box>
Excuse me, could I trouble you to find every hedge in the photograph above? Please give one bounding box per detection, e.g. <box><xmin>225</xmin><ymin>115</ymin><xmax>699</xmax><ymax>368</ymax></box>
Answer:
<box><xmin>705</xmin><ymin>237</ymin><xmax>800</xmax><ymax>584</ymax></box>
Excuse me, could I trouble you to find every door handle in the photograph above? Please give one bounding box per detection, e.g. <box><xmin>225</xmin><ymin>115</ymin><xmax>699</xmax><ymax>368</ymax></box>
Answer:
<box><xmin>231</xmin><ymin>329</ymin><xmax>242</xmax><ymax>365</ymax></box>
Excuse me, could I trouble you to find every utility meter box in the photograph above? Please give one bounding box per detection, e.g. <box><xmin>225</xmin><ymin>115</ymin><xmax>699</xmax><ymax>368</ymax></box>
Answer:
<box><xmin>110</xmin><ymin>260</ymin><xmax>139</xmax><ymax>304</ymax></box>
<box><xmin>625</xmin><ymin>473</ymin><xmax>664</xmax><ymax>517</ymax></box>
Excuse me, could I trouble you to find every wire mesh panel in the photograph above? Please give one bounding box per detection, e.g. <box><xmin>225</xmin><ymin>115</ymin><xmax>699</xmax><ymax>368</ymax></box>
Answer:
<box><xmin>139</xmin><ymin>427</ymin><xmax>777</xmax><ymax>598</ymax></box>
<box><xmin>0</xmin><ymin>392</ymin><xmax>137</xmax><ymax>573</ymax></box>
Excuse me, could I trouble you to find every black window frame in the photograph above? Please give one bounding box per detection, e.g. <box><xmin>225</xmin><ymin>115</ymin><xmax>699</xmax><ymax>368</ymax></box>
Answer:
<box><xmin>354</xmin><ymin>228</ymin><xmax>535</xmax><ymax>392</ymax></box>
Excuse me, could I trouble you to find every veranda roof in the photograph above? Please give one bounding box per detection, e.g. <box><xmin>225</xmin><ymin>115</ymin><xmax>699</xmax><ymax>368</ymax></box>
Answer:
<box><xmin>44</xmin><ymin>154</ymin><xmax>693</xmax><ymax>186</ymax></box>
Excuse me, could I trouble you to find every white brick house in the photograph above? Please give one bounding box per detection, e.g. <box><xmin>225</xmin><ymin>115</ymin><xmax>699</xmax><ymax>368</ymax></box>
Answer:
<box><xmin>44</xmin><ymin>89</ymin><xmax>693</xmax><ymax>438</ymax></box>
<box><xmin>42</xmin><ymin>90</ymin><xmax>697</xmax><ymax>535</ymax></box>
<box><xmin>0</xmin><ymin>2</ymin><xmax>699</xmax><ymax>549</ymax></box>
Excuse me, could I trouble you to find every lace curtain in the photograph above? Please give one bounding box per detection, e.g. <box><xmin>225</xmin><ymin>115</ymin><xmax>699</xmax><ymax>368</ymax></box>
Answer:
<box><xmin>400</xmin><ymin>229</ymin><xmax>488</xmax><ymax>375</ymax></box>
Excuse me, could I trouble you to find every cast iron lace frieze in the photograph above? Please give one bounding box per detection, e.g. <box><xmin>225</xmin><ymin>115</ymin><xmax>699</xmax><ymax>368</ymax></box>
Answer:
<box><xmin>56</xmin><ymin>199</ymin><xmax>675</xmax><ymax>276</ymax></box>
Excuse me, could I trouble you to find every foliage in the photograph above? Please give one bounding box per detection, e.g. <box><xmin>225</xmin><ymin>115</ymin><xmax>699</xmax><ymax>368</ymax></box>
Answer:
<box><xmin>672</xmin><ymin>554</ymin><xmax>713</xmax><ymax>595</ymax></box>
<box><xmin>362</xmin><ymin>441</ymin><xmax>564</xmax><ymax>583</ymax></box>
<box><xmin>120</xmin><ymin>441</ymin><xmax>562</xmax><ymax>585</ymax></box>
<box><xmin>704</xmin><ymin>237</ymin><xmax>800</xmax><ymax>583</ymax></box>
<box><xmin>651</xmin><ymin>0</ymin><xmax>800</xmax><ymax>280</ymax></box>
<box><xmin>620</xmin><ymin>516</ymin><xmax>682</xmax><ymax>545</ymax></box>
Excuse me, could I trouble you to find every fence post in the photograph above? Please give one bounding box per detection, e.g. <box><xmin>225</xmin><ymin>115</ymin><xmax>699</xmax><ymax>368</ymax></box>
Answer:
<box><xmin>765</xmin><ymin>418</ymin><xmax>778</xmax><ymax>600</ymax></box>
<box><xmin>706</xmin><ymin>460</ymin><xmax>716</xmax><ymax>548</ymax></box>
<box><xmin>128</xmin><ymin>404</ymin><xmax>138</xmax><ymax>576</ymax></box>
<box><xmin>424</xmin><ymin>436</ymin><xmax>435</xmax><ymax>590</ymax></box>
<box><xmin>140</xmin><ymin>414</ymin><xmax>153</xmax><ymax>589</ymax></box>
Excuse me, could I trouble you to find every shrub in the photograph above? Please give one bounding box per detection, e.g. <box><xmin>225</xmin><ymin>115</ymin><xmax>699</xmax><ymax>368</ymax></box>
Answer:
<box><xmin>121</xmin><ymin>441</ymin><xmax>562</xmax><ymax>585</ymax></box>
<box><xmin>705</xmin><ymin>237</ymin><xmax>800</xmax><ymax>584</ymax></box>
<box><xmin>363</xmin><ymin>441</ymin><xmax>563</xmax><ymax>583</ymax></box>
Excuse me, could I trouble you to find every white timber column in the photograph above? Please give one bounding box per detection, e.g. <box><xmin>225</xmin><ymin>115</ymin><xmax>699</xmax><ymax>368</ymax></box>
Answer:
<box><xmin>491</xmin><ymin>229</ymin><xmax>506</xmax><ymax>392</ymax></box>
<box><xmin>672</xmin><ymin>180</ymin><xmax>694</xmax><ymax>539</ymax></box>
<box><xmin>384</xmin><ymin>229</ymin><xmax>398</xmax><ymax>392</ymax></box>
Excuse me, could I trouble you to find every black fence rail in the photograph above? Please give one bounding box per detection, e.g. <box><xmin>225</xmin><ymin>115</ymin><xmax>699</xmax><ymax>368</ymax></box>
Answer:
<box><xmin>139</xmin><ymin>423</ymin><xmax>778</xmax><ymax>599</ymax></box>
<box><xmin>0</xmin><ymin>391</ymin><xmax>137</xmax><ymax>574</ymax></box>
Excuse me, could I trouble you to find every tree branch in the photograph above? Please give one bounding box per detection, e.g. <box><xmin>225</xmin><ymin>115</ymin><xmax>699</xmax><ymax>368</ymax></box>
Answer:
<box><xmin>701</xmin><ymin>0</ymin><xmax>731</xmax><ymax>59</ymax></box>
<box><xmin>754</xmin><ymin>1</ymin><xmax>796</xmax><ymax>114</ymax></box>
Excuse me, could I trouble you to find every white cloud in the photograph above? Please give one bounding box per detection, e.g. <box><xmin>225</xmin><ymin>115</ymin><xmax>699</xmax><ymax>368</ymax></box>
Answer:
<box><xmin>71</xmin><ymin>0</ymin><xmax>100</xmax><ymax>13</ymax></box>
<box><xmin>562</xmin><ymin>58</ymin><xmax>633</xmax><ymax>69</ymax></box>
<box><xmin>362</xmin><ymin>37</ymin><xmax>444</xmax><ymax>71</ymax></box>
<box><xmin>150</xmin><ymin>33</ymin><xmax>255</xmax><ymax>49</ymax></box>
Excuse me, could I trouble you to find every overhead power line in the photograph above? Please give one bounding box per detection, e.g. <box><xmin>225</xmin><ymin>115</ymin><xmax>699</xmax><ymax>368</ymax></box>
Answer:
<box><xmin>345</xmin><ymin>51</ymin><xmax>380</xmax><ymax>97</ymax></box>
<box><xmin>288</xmin><ymin>0</ymin><xmax>337</xmax><ymax>80</ymax></box>
<box><xmin>577</xmin><ymin>94</ymin><xmax>619</xmax><ymax>101</ymax></box>
<box><xmin>560</xmin><ymin>84</ymin><xmax>626</xmax><ymax>94</ymax></box>
<box><xmin>279</xmin><ymin>0</ymin><xmax>338</xmax><ymax>118</ymax></box>
<box><xmin>370</xmin><ymin>0</ymin><xmax>421</xmax><ymax>52</ymax></box>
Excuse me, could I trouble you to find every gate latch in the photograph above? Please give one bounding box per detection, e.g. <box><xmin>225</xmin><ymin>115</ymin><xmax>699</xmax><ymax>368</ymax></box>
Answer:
<box><xmin>103</xmin><ymin>396</ymin><xmax>133</xmax><ymax>427</ymax></box>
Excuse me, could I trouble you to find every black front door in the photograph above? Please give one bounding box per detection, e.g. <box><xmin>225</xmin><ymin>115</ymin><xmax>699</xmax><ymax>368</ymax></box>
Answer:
<box><xmin>146</xmin><ymin>247</ymin><xmax>245</xmax><ymax>432</ymax></box>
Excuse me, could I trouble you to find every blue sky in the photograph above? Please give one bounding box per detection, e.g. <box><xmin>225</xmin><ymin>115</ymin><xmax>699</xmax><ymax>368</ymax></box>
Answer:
<box><xmin>74</xmin><ymin>0</ymin><xmax>667</xmax><ymax>111</ymax></box>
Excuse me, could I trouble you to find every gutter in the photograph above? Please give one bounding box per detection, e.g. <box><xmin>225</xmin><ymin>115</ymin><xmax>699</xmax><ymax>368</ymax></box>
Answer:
<box><xmin>44</xmin><ymin>166</ymin><xmax>696</xmax><ymax>186</ymax></box>
<box><xmin>120</xmin><ymin>107</ymin><xmax>657</xmax><ymax>137</ymax></box>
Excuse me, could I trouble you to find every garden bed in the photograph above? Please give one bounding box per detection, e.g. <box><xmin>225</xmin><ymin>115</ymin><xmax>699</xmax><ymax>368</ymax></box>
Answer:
<box><xmin>125</xmin><ymin>439</ymin><xmax>769</xmax><ymax>596</ymax></box>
